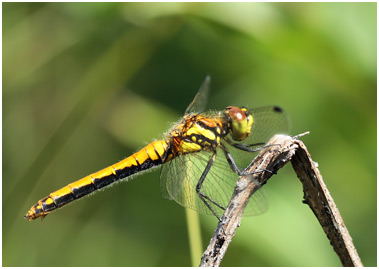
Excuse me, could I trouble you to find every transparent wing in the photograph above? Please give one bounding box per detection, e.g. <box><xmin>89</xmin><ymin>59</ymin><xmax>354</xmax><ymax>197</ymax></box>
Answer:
<box><xmin>160</xmin><ymin>148</ymin><xmax>267</xmax><ymax>216</ymax></box>
<box><xmin>184</xmin><ymin>76</ymin><xmax>211</xmax><ymax>115</ymax></box>
<box><xmin>245</xmin><ymin>106</ymin><xmax>290</xmax><ymax>147</ymax></box>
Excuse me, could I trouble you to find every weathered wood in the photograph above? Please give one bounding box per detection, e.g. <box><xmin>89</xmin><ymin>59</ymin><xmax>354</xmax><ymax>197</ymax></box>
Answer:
<box><xmin>291</xmin><ymin>139</ymin><xmax>363</xmax><ymax>267</ymax></box>
<box><xmin>199</xmin><ymin>134</ymin><xmax>362</xmax><ymax>267</ymax></box>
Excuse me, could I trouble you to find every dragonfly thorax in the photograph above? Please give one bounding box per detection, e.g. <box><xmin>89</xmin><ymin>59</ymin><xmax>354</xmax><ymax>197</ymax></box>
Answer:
<box><xmin>224</xmin><ymin>106</ymin><xmax>254</xmax><ymax>141</ymax></box>
<box><xmin>171</xmin><ymin>114</ymin><xmax>224</xmax><ymax>154</ymax></box>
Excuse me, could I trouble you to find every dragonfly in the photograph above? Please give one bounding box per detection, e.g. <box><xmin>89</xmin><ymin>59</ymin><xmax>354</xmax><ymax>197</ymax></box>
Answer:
<box><xmin>25</xmin><ymin>77</ymin><xmax>289</xmax><ymax>221</ymax></box>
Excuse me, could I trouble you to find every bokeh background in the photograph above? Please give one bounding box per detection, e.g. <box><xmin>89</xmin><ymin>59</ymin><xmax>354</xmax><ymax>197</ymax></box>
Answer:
<box><xmin>3</xmin><ymin>2</ymin><xmax>376</xmax><ymax>267</ymax></box>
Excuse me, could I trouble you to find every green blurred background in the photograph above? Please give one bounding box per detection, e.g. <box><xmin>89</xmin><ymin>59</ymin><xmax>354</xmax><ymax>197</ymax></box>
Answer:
<box><xmin>3</xmin><ymin>2</ymin><xmax>376</xmax><ymax>267</ymax></box>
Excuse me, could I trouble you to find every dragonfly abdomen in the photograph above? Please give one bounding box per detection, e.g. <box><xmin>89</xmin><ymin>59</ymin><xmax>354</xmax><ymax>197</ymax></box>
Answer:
<box><xmin>25</xmin><ymin>140</ymin><xmax>169</xmax><ymax>220</ymax></box>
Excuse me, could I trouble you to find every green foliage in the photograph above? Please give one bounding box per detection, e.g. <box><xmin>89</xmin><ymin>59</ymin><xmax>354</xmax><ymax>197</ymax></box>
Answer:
<box><xmin>3</xmin><ymin>2</ymin><xmax>376</xmax><ymax>266</ymax></box>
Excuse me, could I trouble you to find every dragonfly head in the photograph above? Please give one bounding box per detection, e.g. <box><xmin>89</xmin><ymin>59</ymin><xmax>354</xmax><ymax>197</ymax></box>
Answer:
<box><xmin>224</xmin><ymin>106</ymin><xmax>253</xmax><ymax>141</ymax></box>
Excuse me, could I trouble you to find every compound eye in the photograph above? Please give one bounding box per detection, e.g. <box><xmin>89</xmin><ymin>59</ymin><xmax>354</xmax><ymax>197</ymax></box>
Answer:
<box><xmin>228</xmin><ymin>106</ymin><xmax>246</xmax><ymax>122</ymax></box>
<box><xmin>225</xmin><ymin>106</ymin><xmax>253</xmax><ymax>141</ymax></box>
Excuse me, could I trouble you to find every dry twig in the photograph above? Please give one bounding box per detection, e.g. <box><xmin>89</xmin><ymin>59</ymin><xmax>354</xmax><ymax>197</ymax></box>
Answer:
<box><xmin>199</xmin><ymin>134</ymin><xmax>362</xmax><ymax>267</ymax></box>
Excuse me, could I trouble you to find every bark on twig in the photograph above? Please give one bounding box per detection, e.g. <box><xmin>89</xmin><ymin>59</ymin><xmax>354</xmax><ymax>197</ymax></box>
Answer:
<box><xmin>199</xmin><ymin>134</ymin><xmax>362</xmax><ymax>267</ymax></box>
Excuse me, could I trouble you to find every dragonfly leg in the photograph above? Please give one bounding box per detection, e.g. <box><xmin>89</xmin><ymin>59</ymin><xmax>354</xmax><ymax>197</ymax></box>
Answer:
<box><xmin>196</xmin><ymin>152</ymin><xmax>225</xmax><ymax>221</ymax></box>
<box><xmin>232</xmin><ymin>142</ymin><xmax>265</xmax><ymax>152</ymax></box>
<box><xmin>225</xmin><ymin>138</ymin><xmax>280</xmax><ymax>153</ymax></box>
<box><xmin>251</xmin><ymin>168</ymin><xmax>275</xmax><ymax>174</ymax></box>
<box><xmin>223</xmin><ymin>146</ymin><xmax>276</xmax><ymax>177</ymax></box>
<box><xmin>222</xmin><ymin>146</ymin><xmax>246</xmax><ymax>176</ymax></box>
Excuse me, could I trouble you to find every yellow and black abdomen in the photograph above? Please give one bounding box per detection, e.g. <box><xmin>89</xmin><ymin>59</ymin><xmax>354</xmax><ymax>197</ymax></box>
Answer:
<box><xmin>25</xmin><ymin>140</ymin><xmax>169</xmax><ymax>220</ymax></box>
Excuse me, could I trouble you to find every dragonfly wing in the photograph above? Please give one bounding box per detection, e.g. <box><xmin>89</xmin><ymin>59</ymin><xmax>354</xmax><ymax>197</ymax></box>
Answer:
<box><xmin>205</xmin><ymin>148</ymin><xmax>268</xmax><ymax>216</ymax></box>
<box><xmin>184</xmin><ymin>76</ymin><xmax>211</xmax><ymax>115</ymax></box>
<box><xmin>243</xmin><ymin>178</ymin><xmax>268</xmax><ymax>216</ymax></box>
<box><xmin>161</xmin><ymin>150</ymin><xmax>217</xmax><ymax>215</ymax></box>
<box><xmin>244</xmin><ymin>106</ymin><xmax>290</xmax><ymax>149</ymax></box>
<box><xmin>160</xmin><ymin>148</ymin><xmax>268</xmax><ymax>216</ymax></box>
<box><xmin>160</xmin><ymin>166</ymin><xmax>172</xmax><ymax>200</ymax></box>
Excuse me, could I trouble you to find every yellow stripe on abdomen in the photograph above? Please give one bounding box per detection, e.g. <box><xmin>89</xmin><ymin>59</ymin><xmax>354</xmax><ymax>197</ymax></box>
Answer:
<box><xmin>25</xmin><ymin>140</ymin><xmax>170</xmax><ymax>221</ymax></box>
